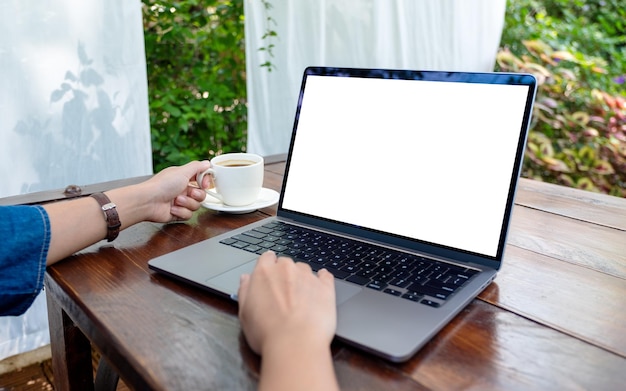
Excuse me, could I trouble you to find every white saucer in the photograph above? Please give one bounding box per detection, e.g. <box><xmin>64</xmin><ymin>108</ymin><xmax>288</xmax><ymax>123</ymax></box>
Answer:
<box><xmin>201</xmin><ymin>188</ymin><xmax>280</xmax><ymax>214</ymax></box>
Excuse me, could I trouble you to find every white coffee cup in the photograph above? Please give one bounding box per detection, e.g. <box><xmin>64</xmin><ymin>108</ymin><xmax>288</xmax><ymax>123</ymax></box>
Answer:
<box><xmin>196</xmin><ymin>153</ymin><xmax>264</xmax><ymax>206</ymax></box>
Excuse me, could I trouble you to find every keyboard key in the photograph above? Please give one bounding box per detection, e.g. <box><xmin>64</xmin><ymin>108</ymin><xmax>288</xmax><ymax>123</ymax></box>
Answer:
<box><xmin>356</xmin><ymin>269</ymin><xmax>376</xmax><ymax>278</ymax></box>
<box><xmin>290</xmin><ymin>242</ymin><xmax>307</xmax><ymax>249</ymax></box>
<box><xmin>302</xmin><ymin>246</ymin><xmax>319</xmax><ymax>253</ymax></box>
<box><xmin>390</xmin><ymin>270</ymin><xmax>412</xmax><ymax>280</ymax></box>
<box><xmin>293</xmin><ymin>257</ymin><xmax>313</xmax><ymax>267</ymax></box>
<box><xmin>372</xmin><ymin>273</ymin><xmax>393</xmax><ymax>283</ymax></box>
<box><xmin>450</xmin><ymin>277</ymin><xmax>469</xmax><ymax>286</ymax></box>
<box><xmin>426</xmin><ymin>281</ymin><xmax>458</xmax><ymax>293</ymax></box>
<box><xmin>431</xmin><ymin>263</ymin><xmax>448</xmax><ymax>273</ymax></box>
<box><xmin>388</xmin><ymin>278</ymin><xmax>412</xmax><ymax>288</ymax></box>
<box><xmin>244</xmin><ymin>245</ymin><xmax>262</xmax><ymax>253</ymax></box>
<box><xmin>285</xmin><ymin>249</ymin><xmax>302</xmax><ymax>257</ymax></box>
<box><xmin>373</xmin><ymin>265</ymin><xmax>395</xmax><ymax>274</ymax></box>
<box><xmin>329</xmin><ymin>253</ymin><xmax>344</xmax><ymax>261</ymax></box>
<box><xmin>343</xmin><ymin>258</ymin><xmax>362</xmax><ymax>265</ymax></box>
<box><xmin>335</xmin><ymin>247</ymin><xmax>354</xmax><ymax>256</ymax></box>
<box><xmin>324</xmin><ymin>260</ymin><xmax>343</xmax><ymax>269</ymax></box>
<box><xmin>346</xmin><ymin>275</ymin><xmax>370</xmax><ymax>286</ymax></box>
<box><xmin>311</xmin><ymin>256</ymin><xmax>330</xmax><ymax>264</ymax></box>
<box><xmin>231</xmin><ymin>241</ymin><xmax>248</xmax><ymax>249</ymax></box>
<box><xmin>396</xmin><ymin>256</ymin><xmax>416</xmax><ymax>266</ymax></box>
<box><xmin>244</xmin><ymin>230</ymin><xmax>267</xmax><ymax>239</ymax></box>
<box><xmin>231</xmin><ymin>234</ymin><xmax>262</xmax><ymax>245</ymax></box>
<box><xmin>402</xmin><ymin>293</ymin><xmax>421</xmax><ymax>302</ymax></box>
<box><xmin>421</xmin><ymin>299</ymin><xmax>440</xmax><ymax>308</ymax></box>
<box><xmin>360</xmin><ymin>261</ymin><xmax>377</xmax><ymax>270</ymax></box>
<box><xmin>339</xmin><ymin>264</ymin><xmax>362</xmax><ymax>274</ymax></box>
<box><xmin>367</xmin><ymin>281</ymin><xmax>387</xmax><ymax>291</ymax></box>
<box><xmin>410</xmin><ymin>275</ymin><xmax>429</xmax><ymax>284</ymax></box>
<box><xmin>445</xmin><ymin>263</ymin><xmax>467</xmax><ymax>275</ymax></box>
<box><xmin>384</xmin><ymin>288</ymin><xmax>402</xmax><ymax>296</ymax></box>
<box><xmin>397</xmin><ymin>259</ymin><xmax>415</xmax><ymax>268</ymax></box>
<box><xmin>253</xmin><ymin>227</ymin><xmax>274</xmax><ymax>234</ymax></box>
<box><xmin>407</xmin><ymin>283</ymin><xmax>452</xmax><ymax>300</ymax></box>
<box><xmin>458</xmin><ymin>269</ymin><xmax>479</xmax><ymax>279</ymax></box>
<box><xmin>380</xmin><ymin>259</ymin><xmax>398</xmax><ymax>268</ymax></box>
<box><xmin>324</xmin><ymin>267</ymin><xmax>350</xmax><ymax>279</ymax></box>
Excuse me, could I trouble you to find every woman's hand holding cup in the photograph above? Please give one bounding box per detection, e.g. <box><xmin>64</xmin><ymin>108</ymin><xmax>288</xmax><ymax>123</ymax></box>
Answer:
<box><xmin>196</xmin><ymin>153</ymin><xmax>264</xmax><ymax>207</ymax></box>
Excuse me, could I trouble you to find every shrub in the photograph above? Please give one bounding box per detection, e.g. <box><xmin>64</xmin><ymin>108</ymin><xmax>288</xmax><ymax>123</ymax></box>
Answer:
<box><xmin>496</xmin><ymin>42</ymin><xmax>626</xmax><ymax>197</ymax></box>
<box><xmin>501</xmin><ymin>0</ymin><xmax>625</xmax><ymax>95</ymax></box>
<box><xmin>499</xmin><ymin>0</ymin><xmax>626</xmax><ymax>197</ymax></box>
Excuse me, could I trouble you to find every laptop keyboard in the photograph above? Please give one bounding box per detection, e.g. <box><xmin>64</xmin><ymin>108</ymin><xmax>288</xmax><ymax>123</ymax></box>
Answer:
<box><xmin>220</xmin><ymin>221</ymin><xmax>479</xmax><ymax>308</ymax></box>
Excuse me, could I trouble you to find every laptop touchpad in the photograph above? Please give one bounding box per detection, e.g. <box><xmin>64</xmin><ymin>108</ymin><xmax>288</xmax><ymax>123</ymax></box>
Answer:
<box><xmin>207</xmin><ymin>258</ymin><xmax>257</xmax><ymax>296</ymax></box>
<box><xmin>208</xmin><ymin>260</ymin><xmax>361</xmax><ymax>305</ymax></box>
<box><xmin>335</xmin><ymin>280</ymin><xmax>362</xmax><ymax>305</ymax></box>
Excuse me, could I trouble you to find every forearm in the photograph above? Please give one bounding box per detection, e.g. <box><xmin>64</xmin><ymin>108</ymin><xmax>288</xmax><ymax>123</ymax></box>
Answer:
<box><xmin>258</xmin><ymin>338</ymin><xmax>339</xmax><ymax>391</ymax></box>
<box><xmin>43</xmin><ymin>185</ymin><xmax>151</xmax><ymax>265</ymax></box>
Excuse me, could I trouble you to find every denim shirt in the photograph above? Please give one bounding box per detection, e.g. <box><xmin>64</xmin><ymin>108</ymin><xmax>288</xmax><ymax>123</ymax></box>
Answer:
<box><xmin>0</xmin><ymin>205</ymin><xmax>50</xmax><ymax>316</ymax></box>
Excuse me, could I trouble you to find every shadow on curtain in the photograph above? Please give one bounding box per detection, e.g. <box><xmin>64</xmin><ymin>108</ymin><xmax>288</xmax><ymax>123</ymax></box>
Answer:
<box><xmin>0</xmin><ymin>0</ymin><xmax>152</xmax><ymax>360</ymax></box>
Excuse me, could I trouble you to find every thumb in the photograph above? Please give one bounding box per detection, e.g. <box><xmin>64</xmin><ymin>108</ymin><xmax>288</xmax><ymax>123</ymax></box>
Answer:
<box><xmin>237</xmin><ymin>274</ymin><xmax>251</xmax><ymax>313</ymax></box>
<box><xmin>185</xmin><ymin>160</ymin><xmax>211</xmax><ymax>182</ymax></box>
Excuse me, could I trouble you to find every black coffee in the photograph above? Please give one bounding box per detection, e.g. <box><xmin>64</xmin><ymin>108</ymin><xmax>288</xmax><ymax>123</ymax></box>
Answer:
<box><xmin>217</xmin><ymin>160</ymin><xmax>255</xmax><ymax>167</ymax></box>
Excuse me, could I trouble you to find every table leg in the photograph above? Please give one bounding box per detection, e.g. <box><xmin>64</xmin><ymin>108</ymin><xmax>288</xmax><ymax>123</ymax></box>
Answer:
<box><xmin>46</xmin><ymin>292</ymin><xmax>95</xmax><ymax>391</ymax></box>
<box><xmin>94</xmin><ymin>355</ymin><xmax>120</xmax><ymax>391</ymax></box>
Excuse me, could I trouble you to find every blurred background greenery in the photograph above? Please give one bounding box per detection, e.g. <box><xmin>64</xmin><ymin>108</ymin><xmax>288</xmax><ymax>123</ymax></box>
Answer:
<box><xmin>143</xmin><ymin>0</ymin><xmax>247</xmax><ymax>172</ymax></box>
<box><xmin>142</xmin><ymin>0</ymin><xmax>625</xmax><ymax>197</ymax></box>
<box><xmin>497</xmin><ymin>0</ymin><xmax>625</xmax><ymax>197</ymax></box>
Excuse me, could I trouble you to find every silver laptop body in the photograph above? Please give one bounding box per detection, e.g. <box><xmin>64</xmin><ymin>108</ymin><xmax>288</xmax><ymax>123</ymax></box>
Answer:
<box><xmin>149</xmin><ymin>67</ymin><xmax>537</xmax><ymax>362</ymax></box>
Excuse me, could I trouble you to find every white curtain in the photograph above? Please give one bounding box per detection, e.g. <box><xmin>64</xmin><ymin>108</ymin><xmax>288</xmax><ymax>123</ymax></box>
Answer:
<box><xmin>0</xmin><ymin>0</ymin><xmax>151</xmax><ymax>359</ymax></box>
<box><xmin>244</xmin><ymin>0</ymin><xmax>507</xmax><ymax>156</ymax></box>
<box><xmin>0</xmin><ymin>0</ymin><xmax>152</xmax><ymax>198</ymax></box>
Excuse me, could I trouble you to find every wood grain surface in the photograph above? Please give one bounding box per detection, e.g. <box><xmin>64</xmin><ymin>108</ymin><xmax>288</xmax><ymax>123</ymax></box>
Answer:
<box><xmin>43</xmin><ymin>160</ymin><xmax>626</xmax><ymax>390</ymax></box>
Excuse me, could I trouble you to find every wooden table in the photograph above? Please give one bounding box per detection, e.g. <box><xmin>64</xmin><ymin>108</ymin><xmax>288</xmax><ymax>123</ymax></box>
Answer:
<box><xmin>44</xmin><ymin>157</ymin><xmax>626</xmax><ymax>390</ymax></box>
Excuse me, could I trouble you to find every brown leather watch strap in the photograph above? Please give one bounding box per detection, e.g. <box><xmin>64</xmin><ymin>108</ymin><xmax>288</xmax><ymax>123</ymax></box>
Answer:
<box><xmin>90</xmin><ymin>192</ymin><xmax>121</xmax><ymax>242</ymax></box>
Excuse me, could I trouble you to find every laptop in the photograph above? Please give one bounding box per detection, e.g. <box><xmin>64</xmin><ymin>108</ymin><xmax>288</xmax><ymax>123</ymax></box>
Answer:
<box><xmin>149</xmin><ymin>67</ymin><xmax>537</xmax><ymax>362</ymax></box>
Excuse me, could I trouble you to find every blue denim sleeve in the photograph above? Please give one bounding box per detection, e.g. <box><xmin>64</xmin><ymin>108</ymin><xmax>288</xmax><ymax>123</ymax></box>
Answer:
<box><xmin>0</xmin><ymin>205</ymin><xmax>51</xmax><ymax>316</ymax></box>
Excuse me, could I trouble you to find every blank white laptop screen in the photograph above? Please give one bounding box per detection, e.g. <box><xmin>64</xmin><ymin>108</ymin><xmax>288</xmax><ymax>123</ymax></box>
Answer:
<box><xmin>281</xmin><ymin>75</ymin><xmax>531</xmax><ymax>258</ymax></box>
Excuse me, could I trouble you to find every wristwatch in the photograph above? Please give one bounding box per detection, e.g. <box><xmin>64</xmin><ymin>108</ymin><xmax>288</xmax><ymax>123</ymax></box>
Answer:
<box><xmin>90</xmin><ymin>192</ymin><xmax>121</xmax><ymax>242</ymax></box>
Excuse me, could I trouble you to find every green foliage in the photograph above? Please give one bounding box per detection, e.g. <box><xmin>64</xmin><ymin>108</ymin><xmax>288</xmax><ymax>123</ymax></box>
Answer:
<box><xmin>499</xmin><ymin>0</ymin><xmax>626</xmax><ymax>197</ymax></box>
<box><xmin>142</xmin><ymin>0</ymin><xmax>247</xmax><ymax>172</ymax></box>
<box><xmin>258</xmin><ymin>0</ymin><xmax>278</xmax><ymax>72</ymax></box>
<box><xmin>496</xmin><ymin>43</ymin><xmax>626</xmax><ymax>197</ymax></box>
<box><xmin>501</xmin><ymin>0</ymin><xmax>625</xmax><ymax>95</ymax></box>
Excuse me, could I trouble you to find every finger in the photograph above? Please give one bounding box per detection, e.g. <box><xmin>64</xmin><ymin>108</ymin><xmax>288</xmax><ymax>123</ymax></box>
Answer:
<box><xmin>317</xmin><ymin>268</ymin><xmax>336</xmax><ymax>286</ymax></box>
<box><xmin>294</xmin><ymin>260</ymin><xmax>313</xmax><ymax>274</ymax></box>
<box><xmin>191</xmin><ymin>161</ymin><xmax>212</xmax><ymax>189</ymax></box>
<box><xmin>187</xmin><ymin>187</ymin><xmax>207</xmax><ymax>202</ymax></box>
<box><xmin>185</xmin><ymin>160</ymin><xmax>211</xmax><ymax>182</ymax></box>
<box><xmin>276</xmin><ymin>255</ymin><xmax>295</xmax><ymax>265</ymax></box>
<box><xmin>317</xmin><ymin>269</ymin><xmax>337</xmax><ymax>305</ymax></box>
<box><xmin>256</xmin><ymin>251</ymin><xmax>277</xmax><ymax>268</ymax></box>
<box><xmin>201</xmin><ymin>173</ymin><xmax>213</xmax><ymax>190</ymax></box>
<box><xmin>237</xmin><ymin>273</ymin><xmax>251</xmax><ymax>310</ymax></box>
<box><xmin>169</xmin><ymin>205</ymin><xmax>193</xmax><ymax>221</ymax></box>
<box><xmin>175</xmin><ymin>194</ymin><xmax>202</xmax><ymax>211</ymax></box>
